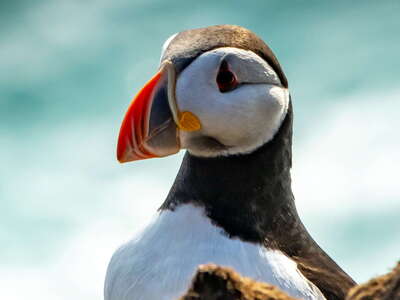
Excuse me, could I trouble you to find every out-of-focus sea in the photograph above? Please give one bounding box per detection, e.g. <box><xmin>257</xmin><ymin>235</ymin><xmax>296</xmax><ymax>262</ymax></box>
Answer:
<box><xmin>1</xmin><ymin>1</ymin><xmax>399</xmax><ymax>299</ymax></box>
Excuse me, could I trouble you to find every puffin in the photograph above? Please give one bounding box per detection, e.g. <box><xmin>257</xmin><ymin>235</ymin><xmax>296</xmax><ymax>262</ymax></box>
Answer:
<box><xmin>104</xmin><ymin>25</ymin><xmax>355</xmax><ymax>300</ymax></box>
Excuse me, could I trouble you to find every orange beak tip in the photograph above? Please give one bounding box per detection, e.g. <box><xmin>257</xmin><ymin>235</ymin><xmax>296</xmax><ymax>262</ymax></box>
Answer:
<box><xmin>116</xmin><ymin>66</ymin><xmax>182</xmax><ymax>163</ymax></box>
<box><xmin>116</xmin><ymin>72</ymin><xmax>162</xmax><ymax>163</ymax></box>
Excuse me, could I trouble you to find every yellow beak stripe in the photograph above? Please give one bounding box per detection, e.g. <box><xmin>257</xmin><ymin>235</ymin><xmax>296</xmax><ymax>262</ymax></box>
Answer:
<box><xmin>164</xmin><ymin>60</ymin><xmax>202</xmax><ymax>132</ymax></box>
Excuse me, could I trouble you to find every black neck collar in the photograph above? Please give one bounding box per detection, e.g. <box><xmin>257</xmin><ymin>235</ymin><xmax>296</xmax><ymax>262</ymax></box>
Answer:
<box><xmin>161</xmin><ymin>102</ymin><xmax>299</xmax><ymax>243</ymax></box>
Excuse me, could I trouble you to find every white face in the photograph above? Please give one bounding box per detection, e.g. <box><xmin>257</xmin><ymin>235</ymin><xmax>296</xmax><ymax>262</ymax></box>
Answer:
<box><xmin>175</xmin><ymin>47</ymin><xmax>290</xmax><ymax>157</ymax></box>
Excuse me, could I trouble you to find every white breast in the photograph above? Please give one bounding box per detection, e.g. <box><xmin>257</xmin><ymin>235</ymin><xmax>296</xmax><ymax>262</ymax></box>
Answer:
<box><xmin>104</xmin><ymin>204</ymin><xmax>325</xmax><ymax>300</ymax></box>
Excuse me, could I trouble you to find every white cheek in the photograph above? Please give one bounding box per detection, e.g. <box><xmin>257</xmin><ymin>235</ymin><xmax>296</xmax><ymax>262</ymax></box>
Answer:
<box><xmin>211</xmin><ymin>84</ymin><xmax>288</xmax><ymax>149</ymax></box>
<box><xmin>175</xmin><ymin>53</ymin><xmax>221</xmax><ymax>130</ymax></box>
<box><xmin>179</xmin><ymin>84</ymin><xmax>289</xmax><ymax>157</ymax></box>
<box><xmin>175</xmin><ymin>49</ymin><xmax>289</xmax><ymax>157</ymax></box>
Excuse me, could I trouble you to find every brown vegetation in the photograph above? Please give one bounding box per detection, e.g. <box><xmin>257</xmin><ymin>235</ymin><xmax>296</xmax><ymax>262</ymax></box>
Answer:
<box><xmin>346</xmin><ymin>263</ymin><xmax>400</xmax><ymax>300</ymax></box>
<box><xmin>179</xmin><ymin>262</ymin><xmax>400</xmax><ymax>300</ymax></box>
<box><xmin>179</xmin><ymin>264</ymin><xmax>297</xmax><ymax>300</ymax></box>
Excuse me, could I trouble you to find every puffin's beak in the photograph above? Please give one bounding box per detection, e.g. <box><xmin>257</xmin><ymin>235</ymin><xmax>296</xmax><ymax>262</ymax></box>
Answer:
<box><xmin>117</xmin><ymin>61</ymin><xmax>201</xmax><ymax>163</ymax></box>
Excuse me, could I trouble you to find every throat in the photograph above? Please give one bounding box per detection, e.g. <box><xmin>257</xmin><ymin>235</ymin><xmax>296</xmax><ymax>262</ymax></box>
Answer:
<box><xmin>161</xmin><ymin>106</ymin><xmax>299</xmax><ymax>243</ymax></box>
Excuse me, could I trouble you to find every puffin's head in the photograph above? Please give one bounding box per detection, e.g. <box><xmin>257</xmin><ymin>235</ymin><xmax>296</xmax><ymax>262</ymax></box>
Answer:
<box><xmin>117</xmin><ymin>25</ymin><xmax>289</xmax><ymax>162</ymax></box>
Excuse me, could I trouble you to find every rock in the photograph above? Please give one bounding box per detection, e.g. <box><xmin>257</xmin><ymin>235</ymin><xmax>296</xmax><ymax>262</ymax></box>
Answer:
<box><xmin>179</xmin><ymin>264</ymin><xmax>297</xmax><ymax>300</ymax></box>
<box><xmin>179</xmin><ymin>262</ymin><xmax>400</xmax><ymax>300</ymax></box>
<box><xmin>346</xmin><ymin>262</ymin><xmax>400</xmax><ymax>300</ymax></box>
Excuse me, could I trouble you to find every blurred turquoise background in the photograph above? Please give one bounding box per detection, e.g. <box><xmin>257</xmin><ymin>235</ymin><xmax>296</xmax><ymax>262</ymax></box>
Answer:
<box><xmin>1</xmin><ymin>0</ymin><xmax>399</xmax><ymax>299</ymax></box>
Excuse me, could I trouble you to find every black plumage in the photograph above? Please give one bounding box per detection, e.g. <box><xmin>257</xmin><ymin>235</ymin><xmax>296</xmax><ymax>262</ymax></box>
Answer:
<box><xmin>160</xmin><ymin>25</ymin><xmax>356</xmax><ymax>299</ymax></box>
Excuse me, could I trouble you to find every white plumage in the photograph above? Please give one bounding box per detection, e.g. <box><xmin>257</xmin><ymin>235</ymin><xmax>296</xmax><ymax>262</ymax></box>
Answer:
<box><xmin>104</xmin><ymin>204</ymin><xmax>325</xmax><ymax>300</ymax></box>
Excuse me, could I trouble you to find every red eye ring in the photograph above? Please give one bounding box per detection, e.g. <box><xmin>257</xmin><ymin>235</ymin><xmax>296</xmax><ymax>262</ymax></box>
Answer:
<box><xmin>216</xmin><ymin>61</ymin><xmax>238</xmax><ymax>93</ymax></box>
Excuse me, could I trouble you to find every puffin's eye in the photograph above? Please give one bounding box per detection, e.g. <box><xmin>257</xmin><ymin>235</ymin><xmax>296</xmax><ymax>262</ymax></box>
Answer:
<box><xmin>216</xmin><ymin>61</ymin><xmax>238</xmax><ymax>93</ymax></box>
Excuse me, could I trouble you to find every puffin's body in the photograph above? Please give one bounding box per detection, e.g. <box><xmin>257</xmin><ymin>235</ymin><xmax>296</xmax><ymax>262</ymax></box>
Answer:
<box><xmin>105</xmin><ymin>25</ymin><xmax>355</xmax><ymax>300</ymax></box>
